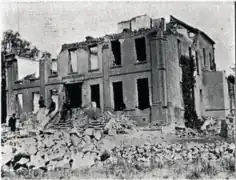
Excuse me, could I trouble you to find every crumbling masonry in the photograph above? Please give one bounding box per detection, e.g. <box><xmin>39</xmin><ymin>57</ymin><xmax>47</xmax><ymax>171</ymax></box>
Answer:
<box><xmin>5</xmin><ymin>15</ymin><xmax>231</xmax><ymax>126</ymax></box>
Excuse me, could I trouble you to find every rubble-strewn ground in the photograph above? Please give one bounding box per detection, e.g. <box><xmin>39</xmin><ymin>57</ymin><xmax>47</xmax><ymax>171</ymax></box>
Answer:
<box><xmin>1</xmin><ymin>109</ymin><xmax>236</xmax><ymax>179</ymax></box>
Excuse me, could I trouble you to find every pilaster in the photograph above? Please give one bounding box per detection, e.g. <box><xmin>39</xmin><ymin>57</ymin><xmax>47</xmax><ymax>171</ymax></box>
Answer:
<box><xmin>150</xmin><ymin>30</ymin><xmax>168</xmax><ymax>125</ymax></box>
<box><xmin>102</xmin><ymin>43</ymin><xmax>112</xmax><ymax>111</ymax></box>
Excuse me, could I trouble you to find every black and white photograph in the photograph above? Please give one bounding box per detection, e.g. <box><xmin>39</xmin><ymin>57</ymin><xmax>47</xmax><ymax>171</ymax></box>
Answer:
<box><xmin>1</xmin><ymin>1</ymin><xmax>236</xmax><ymax>179</ymax></box>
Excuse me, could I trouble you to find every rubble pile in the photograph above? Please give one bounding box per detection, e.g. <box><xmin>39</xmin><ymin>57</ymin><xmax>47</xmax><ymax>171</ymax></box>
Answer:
<box><xmin>103</xmin><ymin>112</ymin><xmax>137</xmax><ymax>135</ymax></box>
<box><xmin>174</xmin><ymin>114</ymin><xmax>235</xmax><ymax>139</ymax></box>
<box><xmin>69</xmin><ymin>107</ymin><xmax>137</xmax><ymax>134</ymax></box>
<box><xmin>2</xmin><ymin>125</ymin><xmax>235</xmax><ymax>178</ymax></box>
<box><xmin>1</xmin><ymin>128</ymin><xmax>112</xmax><ymax>177</ymax></box>
<box><xmin>111</xmin><ymin>141</ymin><xmax>235</xmax><ymax>167</ymax></box>
<box><xmin>175</xmin><ymin>126</ymin><xmax>198</xmax><ymax>138</ymax></box>
<box><xmin>200</xmin><ymin>115</ymin><xmax>235</xmax><ymax>138</ymax></box>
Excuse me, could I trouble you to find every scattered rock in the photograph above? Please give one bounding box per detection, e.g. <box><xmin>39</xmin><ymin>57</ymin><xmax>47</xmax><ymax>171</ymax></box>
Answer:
<box><xmin>70</xmin><ymin>134</ymin><xmax>82</xmax><ymax>147</ymax></box>
<box><xmin>100</xmin><ymin>149</ymin><xmax>110</xmax><ymax>161</ymax></box>
<box><xmin>84</xmin><ymin>128</ymin><xmax>94</xmax><ymax>136</ymax></box>
<box><xmin>94</xmin><ymin>130</ymin><xmax>102</xmax><ymax>141</ymax></box>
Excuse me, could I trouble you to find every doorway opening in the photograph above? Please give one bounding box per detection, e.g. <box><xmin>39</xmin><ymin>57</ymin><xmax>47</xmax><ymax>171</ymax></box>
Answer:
<box><xmin>137</xmin><ymin>78</ymin><xmax>150</xmax><ymax>110</ymax></box>
<box><xmin>65</xmin><ymin>83</ymin><xmax>82</xmax><ymax>108</ymax></box>
<box><xmin>50</xmin><ymin>89</ymin><xmax>59</xmax><ymax>111</ymax></box>
<box><xmin>112</xmin><ymin>81</ymin><xmax>126</xmax><ymax>111</ymax></box>
<box><xmin>90</xmin><ymin>84</ymin><xmax>100</xmax><ymax>108</ymax></box>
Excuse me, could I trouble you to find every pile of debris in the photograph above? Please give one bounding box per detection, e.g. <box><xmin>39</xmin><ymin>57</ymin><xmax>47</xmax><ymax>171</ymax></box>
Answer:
<box><xmin>1</xmin><ymin>128</ymin><xmax>112</xmax><ymax>177</ymax></box>
<box><xmin>173</xmin><ymin>114</ymin><xmax>235</xmax><ymax>139</ymax></box>
<box><xmin>175</xmin><ymin>126</ymin><xmax>198</xmax><ymax>138</ymax></box>
<box><xmin>69</xmin><ymin>107</ymin><xmax>137</xmax><ymax>135</ymax></box>
<box><xmin>200</xmin><ymin>115</ymin><xmax>235</xmax><ymax>138</ymax></box>
<box><xmin>112</xmin><ymin>141</ymin><xmax>235</xmax><ymax>167</ymax></box>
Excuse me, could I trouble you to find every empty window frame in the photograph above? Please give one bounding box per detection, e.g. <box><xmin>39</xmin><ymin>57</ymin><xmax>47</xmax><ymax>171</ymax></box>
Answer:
<box><xmin>112</xmin><ymin>81</ymin><xmax>126</xmax><ymax>111</ymax></box>
<box><xmin>189</xmin><ymin>47</ymin><xmax>192</xmax><ymax>58</ymax></box>
<box><xmin>16</xmin><ymin>94</ymin><xmax>23</xmax><ymax>115</ymax></box>
<box><xmin>203</xmin><ymin>48</ymin><xmax>206</xmax><ymax>67</ymax></box>
<box><xmin>195</xmin><ymin>51</ymin><xmax>199</xmax><ymax>75</ymax></box>
<box><xmin>89</xmin><ymin>45</ymin><xmax>99</xmax><ymax>70</ymax></box>
<box><xmin>111</xmin><ymin>40</ymin><xmax>121</xmax><ymax>66</ymax></box>
<box><xmin>90</xmin><ymin>84</ymin><xmax>100</xmax><ymax>108</ymax></box>
<box><xmin>135</xmin><ymin>37</ymin><xmax>146</xmax><ymax>62</ymax></box>
<box><xmin>137</xmin><ymin>78</ymin><xmax>150</xmax><ymax>110</ymax></box>
<box><xmin>32</xmin><ymin>92</ymin><xmax>40</xmax><ymax>113</ymax></box>
<box><xmin>209</xmin><ymin>53</ymin><xmax>214</xmax><ymax>70</ymax></box>
<box><xmin>68</xmin><ymin>49</ymin><xmax>78</xmax><ymax>73</ymax></box>
<box><xmin>50</xmin><ymin>59</ymin><xmax>58</xmax><ymax>76</ymax></box>
<box><xmin>200</xmin><ymin>89</ymin><xmax>203</xmax><ymax>103</ymax></box>
<box><xmin>177</xmin><ymin>39</ymin><xmax>181</xmax><ymax>63</ymax></box>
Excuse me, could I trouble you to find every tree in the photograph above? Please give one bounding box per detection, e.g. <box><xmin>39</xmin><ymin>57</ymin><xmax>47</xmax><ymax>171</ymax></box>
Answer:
<box><xmin>1</xmin><ymin>30</ymin><xmax>21</xmax><ymax>53</ymax></box>
<box><xmin>2</xmin><ymin>30</ymin><xmax>42</xmax><ymax>59</ymax></box>
<box><xmin>30</xmin><ymin>46</ymin><xmax>40</xmax><ymax>59</ymax></box>
<box><xmin>41</xmin><ymin>51</ymin><xmax>51</xmax><ymax>58</ymax></box>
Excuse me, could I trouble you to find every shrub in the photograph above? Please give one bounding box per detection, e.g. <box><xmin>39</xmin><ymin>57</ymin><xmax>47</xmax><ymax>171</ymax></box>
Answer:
<box><xmin>199</xmin><ymin>160</ymin><xmax>218</xmax><ymax>177</ymax></box>
<box><xmin>221</xmin><ymin>157</ymin><xmax>235</xmax><ymax>173</ymax></box>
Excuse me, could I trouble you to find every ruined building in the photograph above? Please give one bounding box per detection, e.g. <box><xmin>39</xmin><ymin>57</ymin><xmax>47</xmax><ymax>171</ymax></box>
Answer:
<box><xmin>5</xmin><ymin>15</ymin><xmax>230</xmax><ymax>126</ymax></box>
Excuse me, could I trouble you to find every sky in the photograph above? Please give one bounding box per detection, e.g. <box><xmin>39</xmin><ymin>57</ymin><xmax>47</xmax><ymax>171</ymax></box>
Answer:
<box><xmin>1</xmin><ymin>1</ymin><xmax>235</xmax><ymax>73</ymax></box>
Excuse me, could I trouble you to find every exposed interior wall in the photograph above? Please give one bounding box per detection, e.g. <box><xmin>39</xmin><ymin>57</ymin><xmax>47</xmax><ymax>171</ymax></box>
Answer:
<box><xmin>16</xmin><ymin>56</ymin><xmax>39</xmax><ymax>80</ymax></box>
<box><xmin>130</xmin><ymin>15</ymin><xmax>151</xmax><ymax>31</ymax></box>
<box><xmin>117</xmin><ymin>21</ymin><xmax>130</xmax><ymax>33</ymax></box>
<box><xmin>69</xmin><ymin>49</ymin><xmax>78</xmax><ymax>73</ymax></box>
<box><xmin>77</xmin><ymin>49</ymin><xmax>89</xmax><ymax>75</ymax></box>
<box><xmin>152</xmin><ymin>18</ymin><xmax>165</xmax><ymax>30</ymax></box>
<box><xmin>57</xmin><ymin>50</ymin><xmax>70</xmax><ymax>78</ymax></box>
<box><xmin>117</xmin><ymin>15</ymin><xmax>151</xmax><ymax>33</ymax></box>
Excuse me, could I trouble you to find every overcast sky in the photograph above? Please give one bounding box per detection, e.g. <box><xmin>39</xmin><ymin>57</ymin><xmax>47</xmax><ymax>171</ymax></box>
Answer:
<box><xmin>2</xmin><ymin>1</ymin><xmax>235</xmax><ymax>73</ymax></box>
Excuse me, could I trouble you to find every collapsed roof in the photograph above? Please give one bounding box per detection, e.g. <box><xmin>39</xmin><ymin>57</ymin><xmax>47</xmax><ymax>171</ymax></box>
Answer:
<box><xmin>168</xmin><ymin>15</ymin><xmax>215</xmax><ymax>44</ymax></box>
<box><xmin>61</xmin><ymin>15</ymin><xmax>215</xmax><ymax>52</ymax></box>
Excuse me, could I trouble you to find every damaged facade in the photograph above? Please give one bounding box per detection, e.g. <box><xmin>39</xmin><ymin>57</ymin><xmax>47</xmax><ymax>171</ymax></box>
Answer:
<box><xmin>5</xmin><ymin>15</ymin><xmax>230</xmax><ymax>126</ymax></box>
